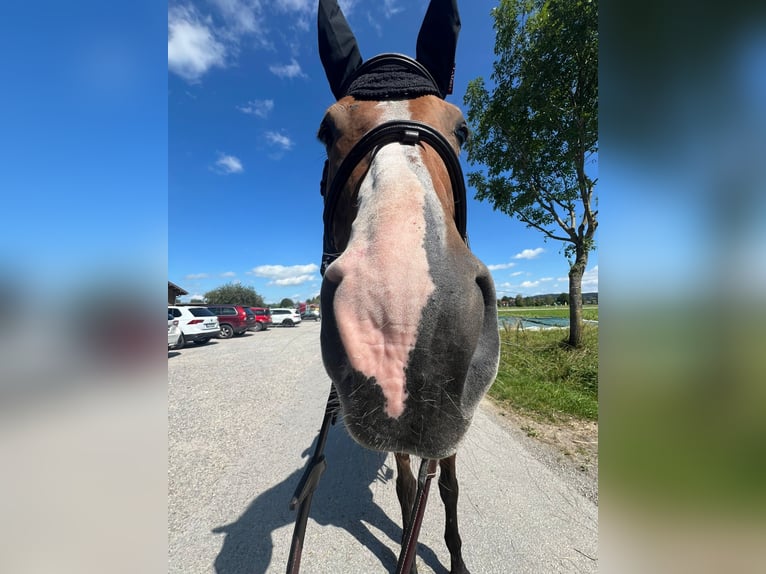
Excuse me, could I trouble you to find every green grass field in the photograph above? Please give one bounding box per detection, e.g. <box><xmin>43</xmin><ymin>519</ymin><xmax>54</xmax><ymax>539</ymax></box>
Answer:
<box><xmin>489</xmin><ymin>319</ymin><xmax>598</xmax><ymax>421</ymax></box>
<box><xmin>498</xmin><ymin>305</ymin><xmax>599</xmax><ymax>321</ymax></box>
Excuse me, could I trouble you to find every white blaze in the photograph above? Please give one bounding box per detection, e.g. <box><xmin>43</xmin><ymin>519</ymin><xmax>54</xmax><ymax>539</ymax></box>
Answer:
<box><xmin>327</xmin><ymin>101</ymin><xmax>443</xmax><ymax>418</ymax></box>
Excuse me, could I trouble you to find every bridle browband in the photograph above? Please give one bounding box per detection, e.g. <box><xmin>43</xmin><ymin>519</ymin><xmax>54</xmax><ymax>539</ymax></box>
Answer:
<box><xmin>321</xmin><ymin>119</ymin><xmax>468</xmax><ymax>275</ymax></box>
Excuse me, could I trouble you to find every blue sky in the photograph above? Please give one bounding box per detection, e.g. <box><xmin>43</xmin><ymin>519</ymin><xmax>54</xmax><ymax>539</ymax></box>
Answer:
<box><xmin>1</xmin><ymin>1</ymin><xmax>167</xmax><ymax>303</ymax></box>
<box><xmin>168</xmin><ymin>0</ymin><xmax>598</xmax><ymax>304</ymax></box>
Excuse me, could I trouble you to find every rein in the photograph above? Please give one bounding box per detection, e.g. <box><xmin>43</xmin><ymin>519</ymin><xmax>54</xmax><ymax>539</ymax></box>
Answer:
<box><xmin>286</xmin><ymin>386</ymin><xmax>339</xmax><ymax>574</ymax></box>
<box><xmin>286</xmin><ymin>385</ymin><xmax>439</xmax><ymax>574</ymax></box>
<box><xmin>321</xmin><ymin>119</ymin><xmax>468</xmax><ymax>275</ymax></box>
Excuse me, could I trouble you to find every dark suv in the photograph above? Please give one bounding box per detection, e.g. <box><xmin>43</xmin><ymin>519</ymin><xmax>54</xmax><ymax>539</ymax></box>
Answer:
<box><xmin>205</xmin><ymin>304</ymin><xmax>257</xmax><ymax>338</ymax></box>
<box><xmin>250</xmin><ymin>307</ymin><xmax>272</xmax><ymax>331</ymax></box>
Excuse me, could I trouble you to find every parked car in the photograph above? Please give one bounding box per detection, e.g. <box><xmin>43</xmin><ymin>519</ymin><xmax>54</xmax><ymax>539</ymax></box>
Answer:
<box><xmin>168</xmin><ymin>312</ymin><xmax>181</xmax><ymax>349</ymax></box>
<box><xmin>168</xmin><ymin>306</ymin><xmax>221</xmax><ymax>348</ymax></box>
<box><xmin>205</xmin><ymin>304</ymin><xmax>257</xmax><ymax>338</ymax></box>
<box><xmin>300</xmin><ymin>309</ymin><xmax>321</xmax><ymax>321</ymax></box>
<box><xmin>250</xmin><ymin>307</ymin><xmax>272</xmax><ymax>331</ymax></box>
<box><xmin>270</xmin><ymin>308</ymin><xmax>302</xmax><ymax>327</ymax></box>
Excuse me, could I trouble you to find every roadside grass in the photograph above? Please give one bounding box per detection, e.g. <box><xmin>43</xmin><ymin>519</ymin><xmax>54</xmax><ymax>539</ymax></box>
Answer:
<box><xmin>489</xmin><ymin>322</ymin><xmax>598</xmax><ymax>421</ymax></box>
<box><xmin>498</xmin><ymin>305</ymin><xmax>599</xmax><ymax>322</ymax></box>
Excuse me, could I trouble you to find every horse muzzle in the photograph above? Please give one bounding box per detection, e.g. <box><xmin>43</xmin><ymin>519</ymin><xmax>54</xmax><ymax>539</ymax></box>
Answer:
<box><xmin>320</xmin><ymin>250</ymin><xmax>499</xmax><ymax>459</ymax></box>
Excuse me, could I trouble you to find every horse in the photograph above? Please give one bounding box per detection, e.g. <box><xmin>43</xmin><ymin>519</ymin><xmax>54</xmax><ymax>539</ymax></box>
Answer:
<box><xmin>311</xmin><ymin>1</ymin><xmax>501</xmax><ymax>572</ymax></box>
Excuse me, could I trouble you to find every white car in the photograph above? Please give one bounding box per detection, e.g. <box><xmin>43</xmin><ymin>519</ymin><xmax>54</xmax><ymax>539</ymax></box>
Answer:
<box><xmin>168</xmin><ymin>305</ymin><xmax>221</xmax><ymax>348</ymax></box>
<box><xmin>168</xmin><ymin>312</ymin><xmax>181</xmax><ymax>349</ymax></box>
<box><xmin>270</xmin><ymin>308</ymin><xmax>302</xmax><ymax>327</ymax></box>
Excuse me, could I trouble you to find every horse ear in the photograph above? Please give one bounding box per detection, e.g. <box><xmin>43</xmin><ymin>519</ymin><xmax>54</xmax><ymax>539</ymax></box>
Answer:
<box><xmin>416</xmin><ymin>0</ymin><xmax>461</xmax><ymax>97</ymax></box>
<box><xmin>318</xmin><ymin>0</ymin><xmax>363</xmax><ymax>100</ymax></box>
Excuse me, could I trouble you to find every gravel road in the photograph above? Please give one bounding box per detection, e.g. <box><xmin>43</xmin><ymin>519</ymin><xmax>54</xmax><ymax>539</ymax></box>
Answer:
<box><xmin>169</xmin><ymin>322</ymin><xmax>598</xmax><ymax>573</ymax></box>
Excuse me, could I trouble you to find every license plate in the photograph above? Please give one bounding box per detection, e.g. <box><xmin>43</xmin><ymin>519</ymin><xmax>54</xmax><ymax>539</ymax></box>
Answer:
<box><xmin>205</xmin><ymin>323</ymin><xmax>216</xmax><ymax>329</ymax></box>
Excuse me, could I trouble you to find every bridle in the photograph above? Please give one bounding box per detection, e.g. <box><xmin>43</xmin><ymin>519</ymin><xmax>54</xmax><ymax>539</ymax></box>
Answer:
<box><xmin>288</xmin><ymin>55</ymin><xmax>470</xmax><ymax>574</ymax></box>
<box><xmin>320</xmin><ymin>56</ymin><xmax>469</xmax><ymax>276</ymax></box>
<box><xmin>321</xmin><ymin>119</ymin><xmax>469</xmax><ymax>276</ymax></box>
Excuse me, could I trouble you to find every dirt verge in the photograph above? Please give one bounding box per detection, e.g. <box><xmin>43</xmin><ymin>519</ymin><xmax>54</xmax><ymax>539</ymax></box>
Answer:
<box><xmin>483</xmin><ymin>398</ymin><xmax>599</xmax><ymax>505</ymax></box>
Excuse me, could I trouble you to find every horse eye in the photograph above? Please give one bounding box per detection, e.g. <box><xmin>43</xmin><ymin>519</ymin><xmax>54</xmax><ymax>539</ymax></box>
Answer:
<box><xmin>455</xmin><ymin>123</ymin><xmax>469</xmax><ymax>147</ymax></box>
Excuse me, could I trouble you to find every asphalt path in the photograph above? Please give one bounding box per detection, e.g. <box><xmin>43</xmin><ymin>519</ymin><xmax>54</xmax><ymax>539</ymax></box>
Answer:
<box><xmin>169</xmin><ymin>322</ymin><xmax>598</xmax><ymax>573</ymax></box>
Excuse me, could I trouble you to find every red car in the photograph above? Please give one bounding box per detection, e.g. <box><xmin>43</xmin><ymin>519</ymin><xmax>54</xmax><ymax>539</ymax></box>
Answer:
<box><xmin>250</xmin><ymin>307</ymin><xmax>272</xmax><ymax>331</ymax></box>
<box><xmin>204</xmin><ymin>304</ymin><xmax>256</xmax><ymax>338</ymax></box>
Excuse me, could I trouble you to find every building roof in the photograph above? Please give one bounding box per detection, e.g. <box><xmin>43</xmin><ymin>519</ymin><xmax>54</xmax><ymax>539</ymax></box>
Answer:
<box><xmin>168</xmin><ymin>281</ymin><xmax>188</xmax><ymax>296</ymax></box>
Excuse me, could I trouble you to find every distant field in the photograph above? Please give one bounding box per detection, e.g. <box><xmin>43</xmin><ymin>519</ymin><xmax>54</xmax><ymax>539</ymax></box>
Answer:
<box><xmin>498</xmin><ymin>305</ymin><xmax>598</xmax><ymax>322</ymax></box>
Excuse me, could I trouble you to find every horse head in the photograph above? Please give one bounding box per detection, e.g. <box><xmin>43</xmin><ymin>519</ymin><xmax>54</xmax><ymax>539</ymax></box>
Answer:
<box><xmin>317</xmin><ymin>0</ymin><xmax>500</xmax><ymax>460</ymax></box>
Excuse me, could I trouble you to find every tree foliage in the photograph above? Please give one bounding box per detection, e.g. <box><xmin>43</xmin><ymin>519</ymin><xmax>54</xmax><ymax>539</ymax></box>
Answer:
<box><xmin>203</xmin><ymin>283</ymin><xmax>265</xmax><ymax>307</ymax></box>
<box><xmin>279</xmin><ymin>298</ymin><xmax>295</xmax><ymax>308</ymax></box>
<box><xmin>464</xmin><ymin>0</ymin><xmax>597</xmax><ymax>346</ymax></box>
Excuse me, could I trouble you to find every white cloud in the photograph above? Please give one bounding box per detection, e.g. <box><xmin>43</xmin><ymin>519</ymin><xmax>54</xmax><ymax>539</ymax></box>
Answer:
<box><xmin>265</xmin><ymin>131</ymin><xmax>294</xmax><ymax>150</ymax></box>
<box><xmin>540</xmin><ymin>277</ymin><xmax>554</xmax><ymax>282</ymax></box>
<box><xmin>168</xmin><ymin>6</ymin><xmax>226</xmax><ymax>82</ymax></box>
<box><xmin>382</xmin><ymin>0</ymin><xmax>403</xmax><ymax>18</ymax></box>
<box><xmin>274</xmin><ymin>275</ymin><xmax>315</xmax><ymax>286</ymax></box>
<box><xmin>220</xmin><ymin>271</ymin><xmax>237</xmax><ymax>278</ymax></box>
<box><xmin>514</xmin><ymin>248</ymin><xmax>545</xmax><ymax>260</ymax></box>
<box><xmin>249</xmin><ymin>264</ymin><xmax>319</xmax><ymax>286</ymax></box>
<box><xmin>520</xmin><ymin>280</ymin><xmax>540</xmax><ymax>288</ymax></box>
<box><xmin>366</xmin><ymin>13</ymin><xmax>383</xmax><ymax>36</ymax></box>
<box><xmin>273</xmin><ymin>0</ymin><xmax>312</xmax><ymax>11</ymax></box>
<box><xmin>581</xmin><ymin>265</ymin><xmax>599</xmax><ymax>291</ymax></box>
<box><xmin>209</xmin><ymin>0</ymin><xmax>264</xmax><ymax>35</ymax></box>
<box><xmin>339</xmin><ymin>0</ymin><xmax>358</xmax><ymax>15</ymax></box>
<box><xmin>487</xmin><ymin>261</ymin><xmax>516</xmax><ymax>271</ymax></box>
<box><xmin>510</xmin><ymin>271</ymin><xmax>524</xmax><ymax>277</ymax></box>
<box><xmin>215</xmin><ymin>154</ymin><xmax>244</xmax><ymax>174</ymax></box>
<box><xmin>185</xmin><ymin>273</ymin><xmax>209</xmax><ymax>280</ymax></box>
<box><xmin>269</xmin><ymin>58</ymin><xmax>306</xmax><ymax>79</ymax></box>
<box><xmin>271</xmin><ymin>0</ymin><xmax>315</xmax><ymax>31</ymax></box>
<box><xmin>237</xmin><ymin>99</ymin><xmax>274</xmax><ymax>118</ymax></box>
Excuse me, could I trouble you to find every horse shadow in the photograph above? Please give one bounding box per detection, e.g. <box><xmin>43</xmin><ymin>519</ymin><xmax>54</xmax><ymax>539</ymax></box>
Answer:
<box><xmin>211</xmin><ymin>423</ymin><xmax>447</xmax><ymax>573</ymax></box>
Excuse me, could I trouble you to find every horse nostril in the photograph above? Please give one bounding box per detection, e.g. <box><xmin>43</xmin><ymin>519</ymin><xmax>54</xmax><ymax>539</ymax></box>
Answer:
<box><xmin>323</xmin><ymin>246</ymin><xmax>366</xmax><ymax>286</ymax></box>
<box><xmin>474</xmin><ymin>265</ymin><xmax>498</xmax><ymax>309</ymax></box>
<box><xmin>323</xmin><ymin>258</ymin><xmax>344</xmax><ymax>285</ymax></box>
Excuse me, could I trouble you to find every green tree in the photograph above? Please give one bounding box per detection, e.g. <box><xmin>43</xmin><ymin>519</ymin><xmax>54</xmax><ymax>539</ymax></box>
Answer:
<box><xmin>464</xmin><ymin>0</ymin><xmax>598</xmax><ymax>347</ymax></box>
<box><xmin>204</xmin><ymin>282</ymin><xmax>265</xmax><ymax>306</ymax></box>
<box><xmin>515</xmin><ymin>293</ymin><xmax>523</xmax><ymax>307</ymax></box>
<box><xmin>279</xmin><ymin>298</ymin><xmax>295</xmax><ymax>308</ymax></box>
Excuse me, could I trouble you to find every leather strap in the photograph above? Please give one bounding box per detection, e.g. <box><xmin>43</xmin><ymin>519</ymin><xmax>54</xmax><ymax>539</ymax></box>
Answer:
<box><xmin>321</xmin><ymin>119</ymin><xmax>467</xmax><ymax>275</ymax></box>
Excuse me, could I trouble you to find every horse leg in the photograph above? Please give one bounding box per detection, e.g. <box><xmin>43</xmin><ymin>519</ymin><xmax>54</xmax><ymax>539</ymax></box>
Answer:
<box><xmin>439</xmin><ymin>454</ymin><xmax>469</xmax><ymax>574</ymax></box>
<box><xmin>394</xmin><ymin>452</ymin><xmax>419</xmax><ymax>574</ymax></box>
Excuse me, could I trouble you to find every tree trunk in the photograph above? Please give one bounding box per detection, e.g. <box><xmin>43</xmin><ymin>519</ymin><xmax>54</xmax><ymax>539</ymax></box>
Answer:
<box><xmin>567</xmin><ymin>247</ymin><xmax>589</xmax><ymax>348</ymax></box>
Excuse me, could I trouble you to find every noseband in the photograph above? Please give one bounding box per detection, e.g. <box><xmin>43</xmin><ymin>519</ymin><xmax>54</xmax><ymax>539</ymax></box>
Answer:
<box><xmin>321</xmin><ymin>119</ymin><xmax>468</xmax><ymax>275</ymax></box>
